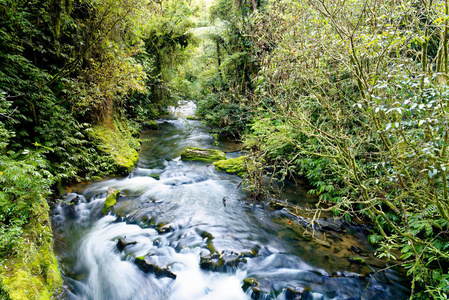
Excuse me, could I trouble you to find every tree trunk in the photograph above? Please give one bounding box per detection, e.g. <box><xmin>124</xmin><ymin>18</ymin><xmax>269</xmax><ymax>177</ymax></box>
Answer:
<box><xmin>217</xmin><ymin>39</ymin><xmax>222</xmax><ymax>81</ymax></box>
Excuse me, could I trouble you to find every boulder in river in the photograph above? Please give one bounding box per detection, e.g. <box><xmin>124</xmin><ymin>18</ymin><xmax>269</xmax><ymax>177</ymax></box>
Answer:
<box><xmin>117</xmin><ymin>238</ymin><xmax>137</xmax><ymax>251</ymax></box>
<box><xmin>285</xmin><ymin>287</ymin><xmax>312</xmax><ymax>300</ymax></box>
<box><xmin>242</xmin><ymin>278</ymin><xmax>273</xmax><ymax>299</ymax></box>
<box><xmin>180</xmin><ymin>147</ymin><xmax>226</xmax><ymax>162</ymax></box>
<box><xmin>200</xmin><ymin>251</ymin><xmax>244</xmax><ymax>272</ymax></box>
<box><xmin>213</xmin><ymin>156</ymin><xmax>248</xmax><ymax>177</ymax></box>
<box><xmin>315</xmin><ymin>217</ymin><xmax>345</xmax><ymax>232</ymax></box>
<box><xmin>135</xmin><ymin>257</ymin><xmax>176</xmax><ymax>279</ymax></box>
<box><xmin>157</xmin><ymin>223</ymin><xmax>173</xmax><ymax>234</ymax></box>
<box><xmin>102</xmin><ymin>187</ymin><xmax>120</xmax><ymax>215</ymax></box>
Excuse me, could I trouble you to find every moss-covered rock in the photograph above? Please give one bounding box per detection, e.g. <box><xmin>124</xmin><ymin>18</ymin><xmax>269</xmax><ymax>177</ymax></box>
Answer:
<box><xmin>349</xmin><ymin>257</ymin><xmax>366</xmax><ymax>265</ymax></box>
<box><xmin>241</xmin><ymin>278</ymin><xmax>273</xmax><ymax>299</ymax></box>
<box><xmin>150</xmin><ymin>174</ymin><xmax>160</xmax><ymax>180</ymax></box>
<box><xmin>102</xmin><ymin>187</ymin><xmax>120</xmax><ymax>214</ymax></box>
<box><xmin>186</xmin><ymin>116</ymin><xmax>202</xmax><ymax>121</ymax></box>
<box><xmin>89</xmin><ymin>119</ymin><xmax>140</xmax><ymax>174</ymax></box>
<box><xmin>0</xmin><ymin>200</ymin><xmax>62</xmax><ymax>299</ymax></box>
<box><xmin>200</xmin><ymin>251</ymin><xmax>243</xmax><ymax>272</ymax></box>
<box><xmin>213</xmin><ymin>156</ymin><xmax>248</xmax><ymax>177</ymax></box>
<box><xmin>156</xmin><ymin>223</ymin><xmax>173</xmax><ymax>234</ymax></box>
<box><xmin>242</xmin><ymin>277</ymin><xmax>258</xmax><ymax>290</ymax></box>
<box><xmin>180</xmin><ymin>147</ymin><xmax>226</xmax><ymax>162</ymax></box>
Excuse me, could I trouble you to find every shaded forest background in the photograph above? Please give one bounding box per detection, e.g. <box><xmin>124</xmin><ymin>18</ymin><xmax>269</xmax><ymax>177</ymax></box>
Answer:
<box><xmin>1</xmin><ymin>0</ymin><xmax>449</xmax><ymax>299</ymax></box>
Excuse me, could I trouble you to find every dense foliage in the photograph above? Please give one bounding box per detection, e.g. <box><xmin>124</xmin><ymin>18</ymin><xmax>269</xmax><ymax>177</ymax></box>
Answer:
<box><xmin>2</xmin><ymin>0</ymin><xmax>449</xmax><ymax>298</ymax></box>
<box><xmin>0</xmin><ymin>0</ymin><xmax>196</xmax><ymax>297</ymax></box>
<box><xmin>194</xmin><ymin>0</ymin><xmax>449</xmax><ymax>298</ymax></box>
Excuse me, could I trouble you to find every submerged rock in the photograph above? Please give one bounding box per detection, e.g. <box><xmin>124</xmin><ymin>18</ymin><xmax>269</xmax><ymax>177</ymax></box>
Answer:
<box><xmin>213</xmin><ymin>156</ymin><xmax>248</xmax><ymax>177</ymax></box>
<box><xmin>200</xmin><ymin>251</ymin><xmax>245</xmax><ymax>272</ymax></box>
<box><xmin>315</xmin><ymin>217</ymin><xmax>345</xmax><ymax>232</ymax></box>
<box><xmin>269</xmin><ymin>200</ymin><xmax>289</xmax><ymax>210</ymax></box>
<box><xmin>313</xmin><ymin>238</ymin><xmax>331</xmax><ymax>248</ymax></box>
<box><xmin>199</xmin><ymin>230</ymin><xmax>214</xmax><ymax>242</ymax></box>
<box><xmin>350</xmin><ymin>245</ymin><xmax>363</xmax><ymax>254</ymax></box>
<box><xmin>135</xmin><ymin>257</ymin><xmax>176</xmax><ymax>279</ymax></box>
<box><xmin>285</xmin><ymin>287</ymin><xmax>312</xmax><ymax>300</ymax></box>
<box><xmin>157</xmin><ymin>224</ymin><xmax>173</xmax><ymax>234</ymax></box>
<box><xmin>200</xmin><ymin>254</ymin><xmax>222</xmax><ymax>271</ymax></box>
<box><xmin>102</xmin><ymin>187</ymin><xmax>120</xmax><ymax>215</ymax></box>
<box><xmin>180</xmin><ymin>147</ymin><xmax>226</xmax><ymax>162</ymax></box>
<box><xmin>242</xmin><ymin>278</ymin><xmax>273</xmax><ymax>300</ymax></box>
<box><xmin>150</xmin><ymin>174</ymin><xmax>160</xmax><ymax>180</ymax></box>
<box><xmin>116</xmin><ymin>238</ymin><xmax>137</xmax><ymax>251</ymax></box>
<box><xmin>242</xmin><ymin>278</ymin><xmax>314</xmax><ymax>300</ymax></box>
<box><xmin>242</xmin><ymin>277</ymin><xmax>258</xmax><ymax>291</ymax></box>
<box><xmin>197</xmin><ymin>229</ymin><xmax>217</xmax><ymax>254</ymax></box>
<box><xmin>241</xmin><ymin>245</ymin><xmax>260</xmax><ymax>258</ymax></box>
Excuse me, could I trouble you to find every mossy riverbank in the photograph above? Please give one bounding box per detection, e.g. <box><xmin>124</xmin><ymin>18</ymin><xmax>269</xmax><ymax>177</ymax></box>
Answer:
<box><xmin>0</xmin><ymin>200</ymin><xmax>63</xmax><ymax>300</ymax></box>
<box><xmin>89</xmin><ymin>119</ymin><xmax>141</xmax><ymax>174</ymax></box>
<box><xmin>0</xmin><ymin>119</ymin><xmax>141</xmax><ymax>299</ymax></box>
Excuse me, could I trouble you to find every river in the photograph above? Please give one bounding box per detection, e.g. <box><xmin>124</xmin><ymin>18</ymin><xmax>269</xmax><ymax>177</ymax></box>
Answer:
<box><xmin>51</xmin><ymin>101</ymin><xmax>410</xmax><ymax>300</ymax></box>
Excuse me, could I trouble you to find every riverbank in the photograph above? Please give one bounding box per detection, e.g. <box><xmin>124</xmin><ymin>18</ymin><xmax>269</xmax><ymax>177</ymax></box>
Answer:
<box><xmin>0</xmin><ymin>199</ymin><xmax>62</xmax><ymax>300</ymax></box>
<box><xmin>0</xmin><ymin>118</ymin><xmax>141</xmax><ymax>300</ymax></box>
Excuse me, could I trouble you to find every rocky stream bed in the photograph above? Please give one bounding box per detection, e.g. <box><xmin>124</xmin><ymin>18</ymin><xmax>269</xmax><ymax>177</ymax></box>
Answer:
<box><xmin>52</xmin><ymin>102</ymin><xmax>410</xmax><ymax>300</ymax></box>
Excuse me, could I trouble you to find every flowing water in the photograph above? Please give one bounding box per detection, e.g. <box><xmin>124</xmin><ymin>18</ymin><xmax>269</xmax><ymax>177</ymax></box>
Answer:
<box><xmin>52</xmin><ymin>101</ymin><xmax>410</xmax><ymax>300</ymax></box>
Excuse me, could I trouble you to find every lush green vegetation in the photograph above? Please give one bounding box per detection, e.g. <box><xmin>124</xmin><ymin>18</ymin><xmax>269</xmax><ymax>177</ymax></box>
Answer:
<box><xmin>3</xmin><ymin>0</ymin><xmax>449</xmax><ymax>298</ymax></box>
<box><xmin>190</xmin><ymin>0</ymin><xmax>449</xmax><ymax>298</ymax></box>
<box><xmin>0</xmin><ymin>0</ymin><xmax>197</xmax><ymax>298</ymax></box>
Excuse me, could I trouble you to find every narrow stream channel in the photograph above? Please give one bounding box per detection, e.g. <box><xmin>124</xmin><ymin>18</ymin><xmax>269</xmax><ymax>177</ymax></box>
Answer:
<box><xmin>52</xmin><ymin>101</ymin><xmax>410</xmax><ymax>300</ymax></box>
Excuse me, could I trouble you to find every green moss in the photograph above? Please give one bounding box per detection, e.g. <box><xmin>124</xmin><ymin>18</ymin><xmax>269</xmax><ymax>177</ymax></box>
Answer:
<box><xmin>199</xmin><ymin>231</ymin><xmax>214</xmax><ymax>242</ymax></box>
<box><xmin>206</xmin><ymin>242</ymin><xmax>217</xmax><ymax>254</ymax></box>
<box><xmin>180</xmin><ymin>147</ymin><xmax>226</xmax><ymax>162</ymax></box>
<box><xmin>186</xmin><ymin>116</ymin><xmax>202</xmax><ymax>121</ymax></box>
<box><xmin>242</xmin><ymin>277</ymin><xmax>258</xmax><ymax>291</ymax></box>
<box><xmin>89</xmin><ymin>119</ymin><xmax>140</xmax><ymax>174</ymax></box>
<box><xmin>102</xmin><ymin>188</ymin><xmax>120</xmax><ymax>214</ymax></box>
<box><xmin>243</xmin><ymin>277</ymin><xmax>258</xmax><ymax>286</ymax></box>
<box><xmin>0</xmin><ymin>200</ymin><xmax>62</xmax><ymax>300</ymax></box>
<box><xmin>349</xmin><ymin>257</ymin><xmax>366</xmax><ymax>265</ymax></box>
<box><xmin>150</xmin><ymin>174</ymin><xmax>160</xmax><ymax>180</ymax></box>
<box><xmin>213</xmin><ymin>156</ymin><xmax>248</xmax><ymax>177</ymax></box>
